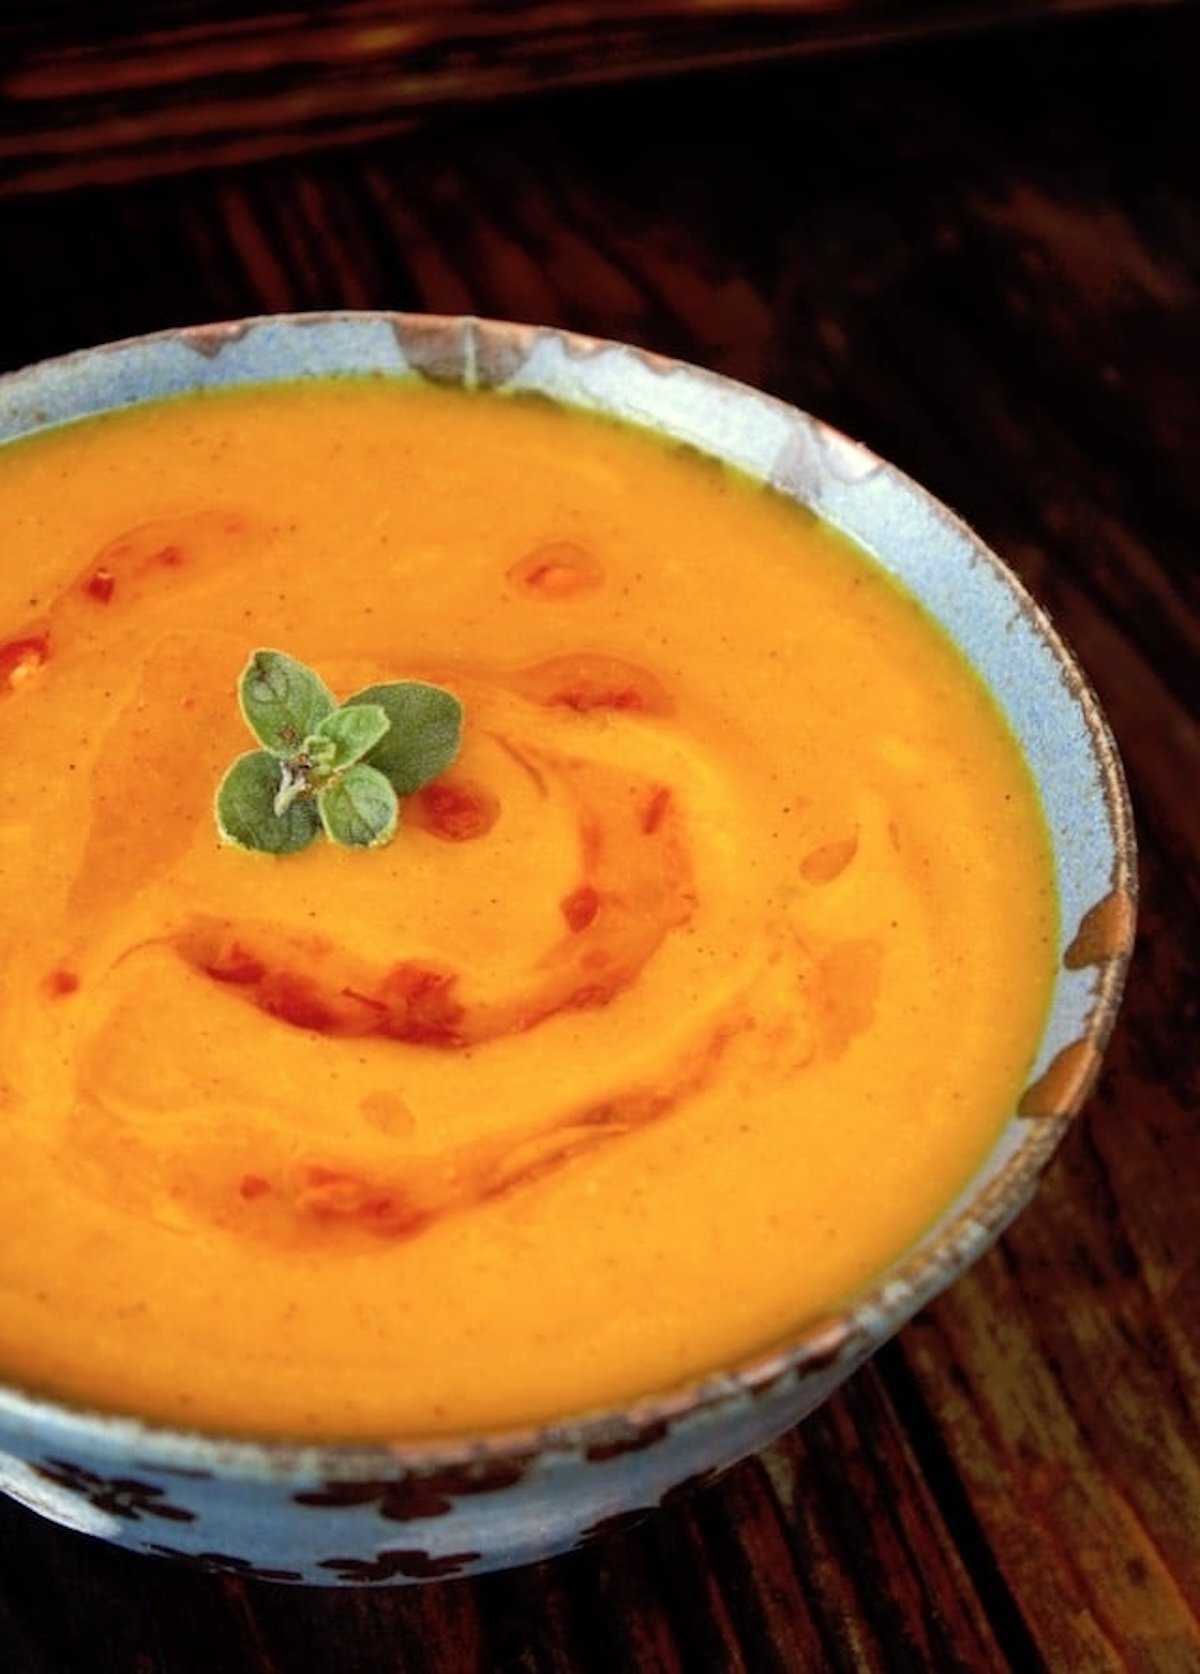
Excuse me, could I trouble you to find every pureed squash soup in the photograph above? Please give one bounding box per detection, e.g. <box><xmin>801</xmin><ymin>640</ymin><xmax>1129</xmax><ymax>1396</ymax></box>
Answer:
<box><xmin>0</xmin><ymin>378</ymin><xmax>1056</xmax><ymax>1441</ymax></box>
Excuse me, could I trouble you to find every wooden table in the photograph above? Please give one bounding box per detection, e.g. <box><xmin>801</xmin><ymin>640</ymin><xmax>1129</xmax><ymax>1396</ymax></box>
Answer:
<box><xmin>0</xmin><ymin>4</ymin><xmax>1197</xmax><ymax>1667</ymax></box>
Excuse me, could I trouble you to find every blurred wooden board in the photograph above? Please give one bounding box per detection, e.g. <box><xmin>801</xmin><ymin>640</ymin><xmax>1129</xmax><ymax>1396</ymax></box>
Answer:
<box><xmin>0</xmin><ymin>0</ymin><xmax>1187</xmax><ymax>193</ymax></box>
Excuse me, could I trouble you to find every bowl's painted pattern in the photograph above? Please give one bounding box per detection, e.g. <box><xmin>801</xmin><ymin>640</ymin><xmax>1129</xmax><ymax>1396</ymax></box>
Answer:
<box><xmin>0</xmin><ymin>313</ymin><xmax>1135</xmax><ymax>1584</ymax></box>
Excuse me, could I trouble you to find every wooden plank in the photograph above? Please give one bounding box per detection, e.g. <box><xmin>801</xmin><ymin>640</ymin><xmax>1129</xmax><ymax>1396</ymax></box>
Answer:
<box><xmin>0</xmin><ymin>0</ymin><xmax>1184</xmax><ymax>193</ymax></box>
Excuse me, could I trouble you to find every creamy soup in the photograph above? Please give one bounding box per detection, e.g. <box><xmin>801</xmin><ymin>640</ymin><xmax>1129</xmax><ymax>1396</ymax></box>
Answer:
<box><xmin>0</xmin><ymin>380</ymin><xmax>1055</xmax><ymax>1440</ymax></box>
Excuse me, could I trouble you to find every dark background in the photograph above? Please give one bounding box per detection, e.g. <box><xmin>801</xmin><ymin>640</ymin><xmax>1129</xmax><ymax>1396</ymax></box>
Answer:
<box><xmin>0</xmin><ymin>3</ymin><xmax>1197</xmax><ymax>1667</ymax></box>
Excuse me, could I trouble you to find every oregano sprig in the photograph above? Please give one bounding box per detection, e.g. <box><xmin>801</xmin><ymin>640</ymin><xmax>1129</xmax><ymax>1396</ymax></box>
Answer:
<box><xmin>215</xmin><ymin>650</ymin><xmax>463</xmax><ymax>854</ymax></box>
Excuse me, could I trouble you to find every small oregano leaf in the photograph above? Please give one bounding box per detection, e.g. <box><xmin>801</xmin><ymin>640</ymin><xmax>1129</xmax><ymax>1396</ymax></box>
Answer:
<box><xmin>351</xmin><ymin>681</ymin><xmax>464</xmax><ymax>796</ymax></box>
<box><xmin>298</xmin><ymin>733</ymin><xmax>337</xmax><ymax>775</ymax></box>
<box><xmin>215</xmin><ymin>750</ymin><xmax>322</xmax><ymax>855</ymax></box>
<box><xmin>317</xmin><ymin>763</ymin><xmax>399</xmax><ymax>848</ymax></box>
<box><xmin>217</xmin><ymin>652</ymin><xmax>463</xmax><ymax>855</ymax></box>
<box><xmin>315</xmin><ymin>702</ymin><xmax>391</xmax><ymax>772</ymax></box>
<box><xmin>239</xmin><ymin>650</ymin><xmax>336</xmax><ymax>756</ymax></box>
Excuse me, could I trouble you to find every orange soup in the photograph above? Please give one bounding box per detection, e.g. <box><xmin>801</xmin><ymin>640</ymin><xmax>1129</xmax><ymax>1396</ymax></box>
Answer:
<box><xmin>0</xmin><ymin>380</ymin><xmax>1056</xmax><ymax>1440</ymax></box>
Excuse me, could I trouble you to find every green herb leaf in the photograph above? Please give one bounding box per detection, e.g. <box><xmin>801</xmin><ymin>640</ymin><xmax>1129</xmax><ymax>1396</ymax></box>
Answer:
<box><xmin>350</xmin><ymin>681</ymin><xmax>464</xmax><ymax>796</ymax></box>
<box><xmin>314</xmin><ymin>702</ymin><xmax>391</xmax><ymax>772</ymax></box>
<box><xmin>215</xmin><ymin>750</ymin><xmax>322</xmax><ymax>854</ymax></box>
<box><xmin>239</xmin><ymin>650</ymin><xmax>336</xmax><ymax>756</ymax></box>
<box><xmin>298</xmin><ymin>733</ymin><xmax>337</xmax><ymax>775</ymax></box>
<box><xmin>317</xmin><ymin>762</ymin><xmax>399</xmax><ymax>848</ymax></box>
<box><xmin>217</xmin><ymin>652</ymin><xmax>462</xmax><ymax>855</ymax></box>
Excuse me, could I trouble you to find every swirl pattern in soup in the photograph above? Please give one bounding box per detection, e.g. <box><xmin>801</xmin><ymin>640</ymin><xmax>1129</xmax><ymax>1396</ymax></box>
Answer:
<box><xmin>0</xmin><ymin>381</ymin><xmax>1055</xmax><ymax>1439</ymax></box>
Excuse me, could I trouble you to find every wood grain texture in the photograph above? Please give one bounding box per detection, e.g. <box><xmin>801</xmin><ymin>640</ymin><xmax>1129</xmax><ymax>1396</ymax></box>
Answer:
<box><xmin>0</xmin><ymin>0</ymin><xmax>1185</xmax><ymax>194</ymax></box>
<box><xmin>0</xmin><ymin>4</ymin><xmax>1197</xmax><ymax>1667</ymax></box>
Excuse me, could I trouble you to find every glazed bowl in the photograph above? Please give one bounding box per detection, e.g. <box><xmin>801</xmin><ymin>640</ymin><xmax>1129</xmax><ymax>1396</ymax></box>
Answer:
<box><xmin>0</xmin><ymin>313</ymin><xmax>1135</xmax><ymax>1585</ymax></box>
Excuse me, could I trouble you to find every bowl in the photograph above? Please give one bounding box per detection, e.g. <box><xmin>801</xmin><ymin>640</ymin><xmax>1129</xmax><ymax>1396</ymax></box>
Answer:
<box><xmin>0</xmin><ymin>313</ymin><xmax>1135</xmax><ymax>1585</ymax></box>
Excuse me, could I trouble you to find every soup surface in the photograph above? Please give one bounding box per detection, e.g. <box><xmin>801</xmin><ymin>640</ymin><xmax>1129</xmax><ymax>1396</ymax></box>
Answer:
<box><xmin>0</xmin><ymin>379</ymin><xmax>1055</xmax><ymax>1440</ymax></box>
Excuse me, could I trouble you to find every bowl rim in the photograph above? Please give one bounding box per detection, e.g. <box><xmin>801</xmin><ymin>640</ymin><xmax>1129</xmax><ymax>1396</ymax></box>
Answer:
<box><xmin>0</xmin><ymin>309</ymin><xmax>1138</xmax><ymax>1477</ymax></box>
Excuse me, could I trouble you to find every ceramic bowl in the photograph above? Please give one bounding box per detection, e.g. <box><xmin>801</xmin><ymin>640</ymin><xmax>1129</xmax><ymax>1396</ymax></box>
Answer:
<box><xmin>0</xmin><ymin>313</ymin><xmax>1135</xmax><ymax>1585</ymax></box>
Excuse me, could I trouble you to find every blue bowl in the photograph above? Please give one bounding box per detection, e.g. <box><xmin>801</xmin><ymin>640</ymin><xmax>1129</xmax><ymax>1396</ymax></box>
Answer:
<box><xmin>0</xmin><ymin>314</ymin><xmax>1135</xmax><ymax>1585</ymax></box>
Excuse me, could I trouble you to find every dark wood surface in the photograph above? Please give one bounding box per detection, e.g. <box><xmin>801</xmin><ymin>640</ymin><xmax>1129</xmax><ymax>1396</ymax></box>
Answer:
<box><xmin>0</xmin><ymin>0</ymin><xmax>1168</xmax><ymax>194</ymax></box>
<box><xmin>1</xmin><ymin>4</ymin><xmax>1198</xmax><ymax>1668</ymax></box>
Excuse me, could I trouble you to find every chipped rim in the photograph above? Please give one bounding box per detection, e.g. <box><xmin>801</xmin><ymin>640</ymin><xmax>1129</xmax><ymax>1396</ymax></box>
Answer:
<box><xmin>0</xmin><ymin>311</ymin><xmax>1137</xmax><ymax>1481</ymax></box>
